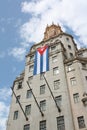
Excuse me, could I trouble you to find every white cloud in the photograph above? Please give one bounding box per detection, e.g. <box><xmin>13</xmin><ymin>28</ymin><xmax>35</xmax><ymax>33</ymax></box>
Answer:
<box><xmin>0</xmin><ymin>102</ymin><xmax>9</xmax><ymax>130</ymax></box>
<box><xmin>0</xmin><ymin>87</ymin><xmax>11</xmax><ymax>130</ymax></box>
<box><xmin>0</xmin><ymin>87</ymin><xmax>11</xmax><ymax>101</ymax></box>
<box><xmin>9</xmin><ymin>47</ymin><xmax>26</xmax><ymax>61</ymax></box>
<box><xmin>20</xmin><ymin>0</ymin><xmax>87</xmax><ymax>48</ymax></box>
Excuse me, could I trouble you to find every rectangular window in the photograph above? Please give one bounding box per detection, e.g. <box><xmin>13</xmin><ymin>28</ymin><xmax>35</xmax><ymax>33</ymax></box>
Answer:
<box><xmin>54</xmin><ymin>80</ymin><xmax>60</xmax><ymax>90</ymax></box>
<box><xmin>53</xmin><ymin>67</ymin><xmax>59</xmax><ymax>75</ymax></box>
<box><xmin>67</xmin><ymin>64</ymin><xmax>74</xmax><ymax>72</ymax></box>
<box><xmin>82</xmin><ymin>63</ymin><xmax>86</xmax><ymax>68</ymax></box>
<box><xmin>40</xmin><ymin>100</ymin><xmax>46</xmax><ymax>111</ymax></box>
<box><xmin>55</xmin><ymin>96</ymin><xmax>62</xmax><ymax>107</ymax></box>
<box><xmin>40</xmin><ymin>120</ymin><xmax>46</xmax><ymax>130</ymax></box>
<box><xmin>73</xmin><ymin>93</ymin><xmax>80</xmax><ymax>103</ymax></box>
<box><xmin>77</xmin><ymin>116</ymin><xmax>85</xmax><ymax>129</ymax></box>
<box><xmin>70</xmin><ymin>53</ymin><xmax>73</xmax><ymax>58</ymax></box>
<box><xmin>51</xmin><ymin>45</ymin><xmax>56</xmax><ymax>51</ymax></box>
<box><xmin>29</xmin><ymin>65</ymin><xmax>34</xmax><ymax>72</ymax></box>
<box><xmin>85</xmin><ymin>76</ymin><xmax>87</xmax><ymax>80</ymax></box>
<box><xmin>13</xmin><ymin>111</ymin><xmax>18</xmax><ymax>120</ymax></box>
<box><xmin>68</xmin><ymin>45</ymin><xmax>71</xmax><ymax>49</ymax></box>
<box><xmin>57</xmin><ymin>116</ymin><xmax>65</xmax><ymax>130</ymax></box>
<box><xmin>52</xmin><ymin>56</ymin><xmax>58</xmax><ymax>63</ymax></box>
<box><xmin>16</xmin><ymin>95</ymin><xmax>20</xmax><ymax>103</ymax></box>
<box><xmin>30</xmin><ymin>55</ymin><xmax>34</xmax><ymax>61</ymax></box>
<box><xmin>40</xmin><ymin>85</ymin><xmax>45</xmax><ymax>94</ymax></box>
<box><xmin>25</xmin><ymin>105</ymin><xmax>31</xmax><ymax>115</ymax></box>
<box><xmin>28</xmin><ymin>76</ymin><xmax>33</xmax><ymax>85</ymax></box>
<box><xmin>26</xmin><ymin>90</ymin><xmax>32</xmax><ymax>98</ymax></box>
<box><xmin>17</xmin><ymin>81</ymin><xmax>22</xmax><ymax>89</ymax></box>
<box><xmin>40</xmin><ymin>73</ymin><xmax>44</xmax><ymax>80</ymax></box>
<box><xmin>66</xmin><ymin>37</ymin><xmax>69</xmax><ymax>41</ymax></box>
<box><xmin>70</xmin><ymin>77</ymin><xmax>76</xmax><ymax>86</ymax></box>
<box><xmin>78</xmin><ymin>53</ymin><xmax>83</xmax><ymax>57</ymax></box>
<box><xmin>24</xmin><ymin>124</ymin><xmax>30</xmax><ymax>130</ymax></box>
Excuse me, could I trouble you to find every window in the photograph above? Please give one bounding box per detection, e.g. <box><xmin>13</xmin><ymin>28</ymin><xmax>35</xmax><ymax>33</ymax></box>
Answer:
<box><xmin>25</xmin><ymin>105</ymin><xmax>31</xmax><ymax>115</ymax></box>
<box><xmin>51</xmin><ymin>45</ymin><xmax>56</xmax><ymax>51</ymax></box>
<box><xmin>16</xmin><ymin>95</ymin><xmax>20</xmax><ymax>103</ymax></box>
<box><xmin>40</xmin><ymin>85</ymin><xmax>45</xmax><ymax>94</ymax></box>
<box><xmin>30</xmin><ymin>55</ymin><xmax>34</xmax><ymax>61</ymax></box>
<box><xmin>40</xmin><ymin>100</ymin><xmax>46</xmax><ymax>111</ymax></box>
<box><xmin>29</xmin><ymin>65</ymin><xmax>34</xmax><ymax>72</ymax></box>
<box><xmin>77</xmin><ymin>116</ymin><xmax>85</xmax><ymax>129</ymax></box>
<box><xmin>67</xmin><ymin>64</ymin><xmax>74</xmax><ymax>72</ymax></box>
<box><xmin>28</xmin><ymin>76</ymin><xmax>33</xmax><ymax>84</ymax></box>
<box><xmin>26</xmin><ymin>90</ymin><xmax>32</xmax><ymax>98</ymax></box>
<box><xmin>54</xmin><ymin>80</ymin><xmax>60</xmax><ymax>90</ymax></box>
<box><xmin>13</xmin><ymin>111</ymin><xmax>18</xmax><ymax>120</ymax></box>
<box><xmin>53</xmin><ymin>67</ymin><xmax>59</xmax><ymax>75</ymax></box>
<box><xmin>78</xmin><ymin>53</ymin><xmax>83</xmax><ymax>57</ymax></box>
<box><xmin>70</xmin><ymin>53</ymin><xmax>73</xmax><ymax>58</ymax></box>
<box><xmin>57</xmin><ymin>116</ymin><xmax>65</xmax><ymax>130</ymax></box>
<box><xmin>55</xmin><ymin>96</ymin><xmax>62</xmax><ymax>107</ymax></box>
<box><xmin>82</xmin><ymin>63</ymin><xmax>86</xmax><ymax>69</ymax></box>
<box><xmin>52</xmin><ymin>56</ymin><xmax>58</xmax><ymax>63</ymax></box>
<box><xmin>68</xmin><ymin>45</ymin><xmax>71</xmax><ymax>49</ymax></box>
<box><xmin>17</xmin><ymin>81</ymin><xmax>22</xmax><ymax>89</ymax></box>
<box><xmin>85</xmin><ymin>76</ymin><xmax>87</xmax><ymax>80</ymax></box>
<box><xmin>40</xmin><ymin>120</ymin><xmax>46</xmax><ymax>130</ymax></box>
<box><xmin>40</xmin><ymin>73</ymin><xmax>44</xmax><ymax>80</ymax></box>
<box><xmin>73</xmin><ymin>93</ymin><xmax>80</xmax><ymax>103</ymax></box>
<box><xmin>24</xmin><ymin>124</ymin><xmax>30</xmax><ymax>130</ymax></box>
<box><xmin>70</xmin><ymin>77</ymin><xmax>76</xmax><ymax>86</ymax></box>
<box><xmin>66</xmin><ymin>37</ymin><xmax>69</xmax><ymax>41</ymax></box>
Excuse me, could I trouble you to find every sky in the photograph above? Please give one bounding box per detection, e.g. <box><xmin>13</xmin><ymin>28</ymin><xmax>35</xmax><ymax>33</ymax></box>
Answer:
<box><xmin>0</xmin><ymin>0</ymin><xmax>87</xmax><ymax>130</ymax></box>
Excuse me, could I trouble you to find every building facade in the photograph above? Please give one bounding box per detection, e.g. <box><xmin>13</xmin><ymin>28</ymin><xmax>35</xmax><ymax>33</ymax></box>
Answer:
<box><xmin>6</xmin><ymin>24</ymin><xmax>87</xmax><ymax>130</ymax></box>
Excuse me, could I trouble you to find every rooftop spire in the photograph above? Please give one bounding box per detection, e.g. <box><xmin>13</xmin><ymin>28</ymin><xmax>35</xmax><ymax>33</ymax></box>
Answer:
<box><xmin>43</xmin><ymin>23</ymin><xmax>63</xmax><ymax>41</ymax></box>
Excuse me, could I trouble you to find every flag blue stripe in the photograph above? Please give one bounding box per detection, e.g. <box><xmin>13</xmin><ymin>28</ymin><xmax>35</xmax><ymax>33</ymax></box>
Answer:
<box><xmin>33</xmin><ymin>52</ymin><xmax>37</xmax><ymax>75</ymax></box>
<box><xmin>40</xmin><ymin>54</ymin><xmax>43</xmax><ymax>73</ymax></box>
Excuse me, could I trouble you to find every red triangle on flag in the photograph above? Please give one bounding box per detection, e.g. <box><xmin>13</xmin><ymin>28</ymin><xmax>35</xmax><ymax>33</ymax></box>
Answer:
<box><xmin>37</xmin><ymin>46</ymin><xmax>48</xmax><ymax>55</ymax></box>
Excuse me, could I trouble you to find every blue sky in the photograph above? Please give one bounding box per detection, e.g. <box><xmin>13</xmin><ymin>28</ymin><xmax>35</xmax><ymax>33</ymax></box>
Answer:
<box><xmin>0</xmin><ymin>0</ymin><xmax>87</xmax><ymax>130</ymax></box>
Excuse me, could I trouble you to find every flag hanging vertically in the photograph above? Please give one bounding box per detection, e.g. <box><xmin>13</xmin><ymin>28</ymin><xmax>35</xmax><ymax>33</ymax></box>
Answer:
<box><xmin>33</xmin><ymin>46</ymin><xmax>49</xmax><ymax>75</ymax></box>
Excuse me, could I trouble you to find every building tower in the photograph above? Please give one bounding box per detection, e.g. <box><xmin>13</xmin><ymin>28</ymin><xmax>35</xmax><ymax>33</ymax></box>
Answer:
<box><xmin>6</xmin><ymin>24</ymin><xmax>87</xmax><ymax>130</ymax></box>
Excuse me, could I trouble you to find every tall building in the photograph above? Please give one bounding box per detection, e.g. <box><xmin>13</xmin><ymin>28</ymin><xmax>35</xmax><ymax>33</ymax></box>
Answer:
<box><xmin>6</xmin><ymin>24</ymin><xmax>87</xmax><ymax>130</ymax></box>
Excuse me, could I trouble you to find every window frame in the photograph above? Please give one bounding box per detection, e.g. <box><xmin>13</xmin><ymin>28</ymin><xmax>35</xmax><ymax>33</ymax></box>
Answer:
<box><xmin>25</xmin><ymin>105</ymin><xmax>31</xmax><ymax>115</ymax></box>
<box><xmin>77</xmin><ymin>116</ymin><xmax>86</xmax><ymax>129</ymax></box>
<box><xmin>55</xmin><ymin>95</ymin><xmax>62</xmax><ymax>107</ymax></box>
<box><xmin>70</xmin><ymin>77</ymin><xmax>76</xmax><ymax>86</ymax></box>
<box><xmin>29</xmin><ymin>65</ymin><xmax>34</xmax><ymax>72</ymax></box>
<box><xmin>57</xmin><ymin>116</ymin><xmax>65</xmax><ymax>130</ymax></box>
<box><xmin>30</xmin><ymin>55</ymin><xmax>34</xmax><ymax>62</ymax></box>
<box><xmin>40</xmin><ymin>84</ymin><xmax>45</xmax><ymax>95</ymax></box>
<box><xmin>40</xmin><ymin>100</ymin><xmax>46</xmax><ymax>111</ymax></box>
<box><xmin>40</xmin><ymin>120</ymin><xmax>46</xmax><ymax>130</ymax></box>
<box><xmin>26</xmin><ymin>90</ymin><xmax>32</xmax><ymax>98</ymax></box>
<box><xmin>13</xmin><ymin>111</ymin><xmax>18</xmax><ymax>120</ymax></box>
<box><xmin>73</xmin><ymin>93</ymin><xmax>80</xmax><ymax>103</ymax></box>
<box><xmin>54</xmin><ymin>80</ymin><xmax>60</xmax><ymax>90</ymax></box>
<box><xmin>53</xmin><ymin>67</ymin><xmax>59</xmax><ymax>75</ymax></box>
<box><xmin>24</xmin><ymin>124</ymin><xmax>30</xmax><ymax>130</ymax></box>
<box><xmin>52</xmin><ymin>55</ymin><xmax>58</xmax><ymax>63</ymax></box>
<box><xmin>17</xmin><ymin>81</ymin><xmax>22</xmax><ymax>89</ymax></box>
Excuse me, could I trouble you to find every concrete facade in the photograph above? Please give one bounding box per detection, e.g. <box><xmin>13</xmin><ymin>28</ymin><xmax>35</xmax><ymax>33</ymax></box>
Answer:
<box><xmin>6</xmin><ymin>24</ymin><xmax>87</xmax><ymax>130</ymax></box>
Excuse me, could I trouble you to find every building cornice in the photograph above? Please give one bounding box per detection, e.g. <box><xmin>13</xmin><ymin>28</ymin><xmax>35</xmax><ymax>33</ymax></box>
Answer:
<box><xmin>64</xmin><ymin>57</ymin><xmax>87</xmax><ymax>64</ymax></box>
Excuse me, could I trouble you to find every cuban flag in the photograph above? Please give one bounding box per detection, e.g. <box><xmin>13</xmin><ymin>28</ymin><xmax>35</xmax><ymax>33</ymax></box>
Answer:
<box><xmin>33</xmin><ymin>46</ymin><xmax>49</xmax><ymax>75</ymax></box>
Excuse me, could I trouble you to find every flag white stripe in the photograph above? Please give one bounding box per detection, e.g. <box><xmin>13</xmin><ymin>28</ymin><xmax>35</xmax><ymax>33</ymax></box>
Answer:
<box><xmin>37</xmin><ymin>52</ymin><xmax>40</xmax><ymax>74</ymax></box>
<box><xmin>42</xmin><ymin>49</ymin><xmax>46</xmax><ymax>72</ymax></box>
